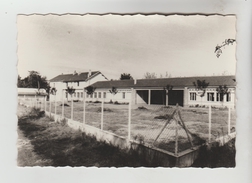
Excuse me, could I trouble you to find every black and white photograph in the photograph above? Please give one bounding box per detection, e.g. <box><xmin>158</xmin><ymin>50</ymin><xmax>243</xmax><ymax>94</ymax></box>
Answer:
<box><xmin>16</xmin><ymin>14</ymin><xmax>237</xmax><ymax>168</ymax></box>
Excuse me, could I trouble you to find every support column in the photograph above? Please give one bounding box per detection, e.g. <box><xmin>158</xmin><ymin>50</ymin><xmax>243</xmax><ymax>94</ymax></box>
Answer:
<box><xmin>148</xmin><ymin>89</ymin><xmax>151</xmax><ymax>105</ymax></box>
<box><xmin>183</xmin><ymin>87</ymin><xmax>189</xmax><ymax>107</ymax></box>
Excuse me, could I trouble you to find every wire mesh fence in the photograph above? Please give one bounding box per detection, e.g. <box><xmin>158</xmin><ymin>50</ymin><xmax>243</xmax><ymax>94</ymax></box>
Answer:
<box><xmin>19</xmin><ymin>95</ymin><xmax>236</xmax><ymax>154</ymax></box>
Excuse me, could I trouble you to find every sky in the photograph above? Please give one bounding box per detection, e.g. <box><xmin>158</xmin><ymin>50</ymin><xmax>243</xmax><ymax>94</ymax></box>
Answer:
<box><xmin>17</xmin><ymin>14</ymin><xmax>236</xmax><ymax>80</ymax></box>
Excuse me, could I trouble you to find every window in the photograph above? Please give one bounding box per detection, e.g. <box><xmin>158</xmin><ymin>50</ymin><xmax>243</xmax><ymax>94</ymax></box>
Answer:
<box><xmin>98</xmin><ymin>92</ymin><xmax>101</xmax><ymax>98</ymax></box>
<box><xmin>122</xmin><ymin>92</ymin><xmax>126</xmax><ymax>99</ymax></box>
<box><xmin>81</xmin><ymin>92</ymin><xmax>83</xmax><ymax>98</ymax></box>
<box><xmin>74</xmin><ymin>93</ymin><xmax>76</xmax><ymax>97</ymax></box>
<box><xmin>216</xmin><ymin>93</ymin><xmax>224</xmax><ymax>101</ymax></box>
<box><xmin>190</xmin><ymin>92</ymin><xmax>196</xmax><ymax>101</ymax></box>
<box><xmin>103</xmin><ymin>92</ymin><xmax>106</xmax><ymax>98</ymax></box>
<box><xmin>77</xmin><ymin>82</ymin><xmax>79</xmax><ymax>86</ymax></box>
<box><xmin>94</xmin><ymin>92</ymin><xmax>97</xmax><ymax>98</ymax></box>
<box><xmin>86</xmin><ymin>93</ymin><xmax>89</xmax><ymax>98</ymax></box>
<box><xmin>77</xmin><ymin>92</ymin><xmax>79</xmax><ymax>98</ymax></box>
<box><xmin>90</xmin><ymin>94</ymin><xmax>93</xmax><ymax>98</ymax></box>
<box><xmin>226</xmin><ymin>93</ymin><xmax>231</xmax><ymax>102</ymax></box>
<box><xmin>207</xmin><ymin>92</ymin><xmax>215</xmax><ymax>101</ymax></box>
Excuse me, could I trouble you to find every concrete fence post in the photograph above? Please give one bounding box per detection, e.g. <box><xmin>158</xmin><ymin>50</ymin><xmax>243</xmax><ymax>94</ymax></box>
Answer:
<box><xmin>49</xmin><ymin>97</ymin><xmax>52</xmax><ymax>117</ymax></box>
<box><xmin>71</xmin><ymin>95</ymin><xmax>73</xmax><ymax>120</ymax></box>
<box><xmin>62</xmin><ymin>89</ymin><xmax>64</xmax><ymax>119</ymax></box>
<box><xmin>228</xmin><ymin>106</ymin><xmax>231</xmax><ymax>135</ymax></box>
<box><xmin>54</xmin><ymin>94</ymin><xmax>57</xmax><ymax>122</ymax></box>
<box><xmin>208</xmin><ymin>105</ymin><xmax>212</xmax><ymax>143</ymax></box>
<box><xmin>128</xmin><ymin>88</ymin><xmax>133</xmax><ymax>141</ymax></box>
<box><xmin>101</xmin><ymin>98</ymin><xmax>104</xmax><ymax>130</ymax></box>
<box><xmin>35</xmin><ymin>95</ymin><xmax>37</xmax><ymax>108</ymax></box>
<box><xmin>83</xmin><ymin>89</ymin><xmax>86</xmax><ymax>125</ymax></box>
<box><xmin>175</xmin><ymin>104</ymin><xmax>179</xmax><ymax>156</ymax></box>
<box><xmin>44</xmin><ymin>96</ymin><xmax>46</xmax><ymax>111</ymax></box>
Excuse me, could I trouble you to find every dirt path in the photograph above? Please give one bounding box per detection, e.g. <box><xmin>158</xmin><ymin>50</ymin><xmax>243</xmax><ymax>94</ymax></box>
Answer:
<box><xmin>17</xmin><ymin>105</ymin><xmax>51</xmax><ymax>166</ymax></box>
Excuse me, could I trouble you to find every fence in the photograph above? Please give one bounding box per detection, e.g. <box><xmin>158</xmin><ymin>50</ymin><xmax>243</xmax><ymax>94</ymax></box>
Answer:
<box><xmin>18</xmin><ymin>94</ymin><xmax>236</xmax><ymax>155</ymax></box>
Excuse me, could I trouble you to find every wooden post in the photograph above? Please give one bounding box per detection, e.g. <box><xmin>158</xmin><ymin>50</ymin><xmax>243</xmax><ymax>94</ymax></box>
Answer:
<box><xmin>208</xmin><ymin>105</ymin><xmax>212</xmax><ymax>143</ymax></box>
<box><xmin>228</xmin><ymin>106</ymin><xmax>231</xmax><ymax>135</ymax></box>
<box><xmin>83</xmin><ymin>89</ymin><xmax>86</xmax><ymax>125</ymax></box>
<box><xmin>101</xmin><ymin>98</ymin><xmax>104</xmax><ymax>130</ymax></box>
<box><xmin>128</xmin><ymin>88</ymin><xmax>132</xmax><ymax>140</ymax></box>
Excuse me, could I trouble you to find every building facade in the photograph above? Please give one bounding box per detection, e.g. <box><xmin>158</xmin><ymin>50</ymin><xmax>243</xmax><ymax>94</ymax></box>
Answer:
<box><xmin>86</xmin><ymin>75</ymin><xmax>236</xmax><ymax>108</ymax></box>
<box><xmin>49</xmin><ymin>71</ymin><xmax>108</xmax><ymax>102</ymax></box>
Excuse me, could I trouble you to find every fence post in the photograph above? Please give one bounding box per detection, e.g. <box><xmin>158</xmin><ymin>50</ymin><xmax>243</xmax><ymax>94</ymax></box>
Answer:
<box><xmin>71</xmin><ymin>95</ymin><xmax>73</xmax><ymax>120</ymax></box>
<box><xmin>49</xmin><ymin>97</ymin><xmax>52</xmax><ymax>117</ymax></box>
<box><xmin>54</xmin><ymin>94</ymin><xmax>57</xmax><ymax>122</ymax></box>
<box><xmin>83</xmin><ymin>89</ymin><xmax>86</xmax><ymax>125</ymax></box>
<box><xmin>62</xmin><ymin>89</ymin><xmax>64</xmax><ymax>119</ymax></box>
<box><xmin>175</xmin><ymin>104</ymin><xmax>179</xmax><ymax>156</ymax></box>
<box><xmin>44</xmin><ymin>96</ymin><xmax>46</xmax><ymax>111</ymax></box>
<box><xmin>208</xmin><ymin>105</ymin><xmax>212</xmax><ymax>143</ymax></box>
<box><xmin>228</xmin><ymin>106</ymin><xmax>231</xmax><ymax>135</ymax></box>
<box><xmin>128</xmin><ymin>88</ymin><xmax>133</xmax><ymax>141</ymax></box>
<box><xmin>101</xmin><ymin>98</ymin><xmax>104</xmax><ymax>130</ymax></box>
<box><xmin>35</xmin><ymin>95</ymin><xmax>37</xmax><ymax>108</ymax></box>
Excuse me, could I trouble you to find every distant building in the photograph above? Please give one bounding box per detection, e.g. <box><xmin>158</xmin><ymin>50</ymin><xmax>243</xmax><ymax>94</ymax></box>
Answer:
<box><xmin>18</xmin><ymin>88</ymin><xmax>47</xmax><ymax>98</ymax></box>
<box><xmin>49</xmin><ymin>71</ymin><xmax>108</xmax><ymax>101</ymax></box>
<box><xmin>86</xmin><ymin>75</ymin><xmax>236</xmax><ymax>108</ymax></box>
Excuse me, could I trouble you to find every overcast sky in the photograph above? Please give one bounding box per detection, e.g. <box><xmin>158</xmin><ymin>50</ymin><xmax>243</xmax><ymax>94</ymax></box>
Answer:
<box><xmin>17</xmin><ymin>14</ymin><xmax>236</xmax><ymax>80</ymax></box>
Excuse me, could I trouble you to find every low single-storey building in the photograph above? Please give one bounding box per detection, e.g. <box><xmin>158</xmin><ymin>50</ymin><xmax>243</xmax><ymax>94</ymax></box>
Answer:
<box><xmin>85</xmin><ymin>75</ymin><xmax>236</xmax><ymax>108</ymax></box>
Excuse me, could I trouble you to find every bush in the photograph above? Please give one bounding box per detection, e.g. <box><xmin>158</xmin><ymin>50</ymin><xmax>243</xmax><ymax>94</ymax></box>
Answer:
<box><xmin>113</xmin><ymin>101</ymin><xmax>120</xmax><ymax>105</ymax></box>
<box><xmin>93</xmin><ymin>100</ymin><xmax>101</xmax><ymax>103</ymax></box>
<box><xmin>138</xmin><ymin>106</ymin><xmax>148</xmax><ymax>110</ymax></box>
<box><xmin>60</xmin><ymin>103</ymin><xmax>70</xmax><ymax>107</ymax></box>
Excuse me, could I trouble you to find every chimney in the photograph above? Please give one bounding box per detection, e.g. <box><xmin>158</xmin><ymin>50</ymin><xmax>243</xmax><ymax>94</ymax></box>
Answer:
<box><xmin>134</xmin><ymin>79</ymin><xmax>137</xmax><ymax>85</ymax></box>
<box><xmin>88</xmin><ymin>69</ymin><xmax>91</xmax><ymax>78</ymax></box>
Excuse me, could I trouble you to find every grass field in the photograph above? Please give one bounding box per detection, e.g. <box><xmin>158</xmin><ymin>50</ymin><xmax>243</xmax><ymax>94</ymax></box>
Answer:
<box><xmin>41</xmin><ymin>100</ymin><xmax>236</xmax><ymax>153</ymax></box>
<box><xmin>17</xmin><ymin>105</ymin><xmax>162</xmax><ymax>167</ymax></box>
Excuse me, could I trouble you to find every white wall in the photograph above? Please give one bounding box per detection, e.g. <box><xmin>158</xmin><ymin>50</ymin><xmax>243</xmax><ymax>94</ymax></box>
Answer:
<box><xmin>49</xmin><ymin>73</ymin><xmax>107</xmax><ymax>102</ymax></box>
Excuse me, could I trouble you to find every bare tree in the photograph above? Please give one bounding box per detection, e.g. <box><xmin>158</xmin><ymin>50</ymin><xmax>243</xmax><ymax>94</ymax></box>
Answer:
<box><xmin>143</xmin><ymin>72</ymin><xmax>157</xmax><ymax>79</ymax></box>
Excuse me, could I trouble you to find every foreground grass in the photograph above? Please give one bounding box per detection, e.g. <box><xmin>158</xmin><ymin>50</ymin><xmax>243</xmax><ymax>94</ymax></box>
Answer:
<box><xmin>192</xmin><ymin>138</ymin><xmax>236</xmax><ymax>168</ymax></box>
<box><xmin>18</xmin><ymin>106</ymin><xmax>155</xmax><ymax>167</ymax></box>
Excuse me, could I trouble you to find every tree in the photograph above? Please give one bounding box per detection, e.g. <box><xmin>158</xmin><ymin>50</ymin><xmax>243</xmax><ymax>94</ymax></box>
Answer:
<box><xmin>66</xmin><ymin>86</ymin><xmax>76</xmax><ymax>120</ymax></box>
<box><xmin>163</xmin><ymin>84</ymin><xmax>173</xmax><ymax>106</ymax></box>
<box><xmin>109</xmin><ymin>87</ymin><xmax>118</xmax><ymax>103</ymax></box>
<box><xmin>85</xmin><ymin>86</ymin><xmax>96</xmax><ymax>95</ymax></box>
<box><xmin>193</xmin><ymin>80</ymin><xmax>209</xmax><ymax>97</ymax></box>
<box><xmin>17</xmin><ymin>71</ymin><xmax>49</xmax><ymax>89</ymax></box>
<box><xmin>215</xmin><ymin>39</ymin><xmax>236</xmax><ymax>58</ymax></box>
<box><xmin>193</xmin><ymin>80</ymin><xmax>209</xmax><ymax>106</ymax></box>
<box><xmin>120</xmin><ymin>73</ymin><xmax>133</xmax><ymax>80</ymax></box>
<box><xmin>143</xmin><ymin>72</ymin><xmax>157</xmax><ymax>79</ymax></box>
<box><xmin>216</xmin><ymin>85</ymin><xmax>229</xmax><ymax>105</ymax></box>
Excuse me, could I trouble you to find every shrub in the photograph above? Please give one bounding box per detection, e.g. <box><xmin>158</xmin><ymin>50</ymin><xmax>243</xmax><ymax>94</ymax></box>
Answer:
<box><xmin>138</xmin><ymin>106</ymin><xmax>148</xmax><ymax>110</ymax></box>
<box><xmin>93</xmin><ymin>100</ymin><xmax>101</xmax><ymax>103</ymax></box>
<box><xmin>114</xmin><ymin>101</ymin><xmax>120</xmax><ymax>105</ymax></box>
<box><xmin>60</xmin><ymin>118</ymin><xmax>67</xmax><ymax>126</ymax></box>
<box><xmin>60</xmin><ymin>103</ymin><xmax>70</xmax><ymax>107</ymax></box>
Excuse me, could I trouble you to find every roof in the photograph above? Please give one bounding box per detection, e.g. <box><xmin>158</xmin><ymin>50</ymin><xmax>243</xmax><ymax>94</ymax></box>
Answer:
<box><xmin>90</xmin><ymin>75</ymin><xmax>236</xmax><ymax>89</ymax></box>
<box><xmin>50</xmin><ymin>71</ymin><xmax>103</xmax><ymax>82</ymax></box>
<box><xmin>18</xmin><ymin>88</ymin><xmax>47</xmax><ymax>96</ymax></box>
